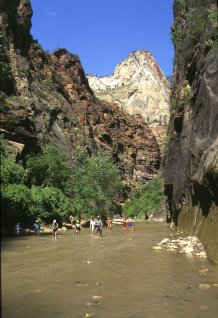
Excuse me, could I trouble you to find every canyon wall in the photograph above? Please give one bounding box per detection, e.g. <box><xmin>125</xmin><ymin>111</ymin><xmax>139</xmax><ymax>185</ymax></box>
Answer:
<box><xmin>162</xmin><ymin>0</ymin><xmax>218</xmax><ymax>264</ymax></box>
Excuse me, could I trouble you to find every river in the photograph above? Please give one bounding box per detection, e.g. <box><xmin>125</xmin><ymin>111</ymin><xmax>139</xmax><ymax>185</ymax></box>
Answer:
<box><xmin>1</xmin><ymin>222</ymin><xmax>218</xmax><ymax>318</ymax></box>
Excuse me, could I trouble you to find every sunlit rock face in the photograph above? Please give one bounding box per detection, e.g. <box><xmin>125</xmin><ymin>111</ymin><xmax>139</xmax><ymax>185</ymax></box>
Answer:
<box><xmin>162</xmin><ymin>0</ymin><xmax>218</xmax><ymax>265</ymax></box>
<box><xmin>0</xmin><ymin>0</ymin><xmax>161</xmax><ymax>191</ymax></box>
<box><xmin>87</xmin><ymin>50</ymin><xmax>170</xmax><ymax>154</ymax></box>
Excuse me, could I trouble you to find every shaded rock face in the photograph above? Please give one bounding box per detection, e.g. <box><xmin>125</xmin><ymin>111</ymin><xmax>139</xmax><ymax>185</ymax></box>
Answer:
<box><xmin>162</xmin><ymin>0</ymin><xmax>218</xmax><ymax>264</ymax></box>
<box><xmin>87</xmin><ymin>50</ymin><xmax>170</xmax><ymax>155</ymax></box>
<box><xmin>0</xmin><ymin>0</ymin><xmax>160</xmax><ymax>190</ymax></box>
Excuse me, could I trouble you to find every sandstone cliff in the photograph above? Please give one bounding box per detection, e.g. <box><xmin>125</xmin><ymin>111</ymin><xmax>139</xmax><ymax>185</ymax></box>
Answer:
<box><xmin>162</xmin><ymin>0</ymin><xmax>218</xmax><ymax>264</ymax></box>
<box><xmin>0</xmin><ymin>0</ymin><xmax>160</xmax><ymax>191</ymax></box>
<box><xmin>87</xmin><ymin>50</ymin><xmax>170</xmax><ymax>155</ymax></box>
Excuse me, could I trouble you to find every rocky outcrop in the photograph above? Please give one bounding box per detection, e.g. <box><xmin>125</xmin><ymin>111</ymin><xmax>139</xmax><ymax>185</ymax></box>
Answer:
<box><xmin>162</xmin><ymin>0</ymin><xmax>218</xmax><ymax>264</ymax></box>
<box><xmin>87</xmin><ymin>50</ymin><xmax>170</xmax><ymax>154</ymax></box>
<box><xmin>0</xmin><ymin>0</ymin><xmax>160</xmax><ymax>191</ymax></box>
<box><xmin>153</xmin><ymin>234</ymin><xmax>207</xmax><ymax>259</ymax></box>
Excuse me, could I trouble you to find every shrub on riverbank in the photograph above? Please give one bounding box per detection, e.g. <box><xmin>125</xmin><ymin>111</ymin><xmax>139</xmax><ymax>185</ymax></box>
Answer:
<box><xmin>1</xmin><ymin>138</ymin><xmax>123</xmax><ymax>228</ymax></box>
<box><xmin>122</xmin><ymin>178</ymin><xmax>166</xmax><ymax>219</ymax></box>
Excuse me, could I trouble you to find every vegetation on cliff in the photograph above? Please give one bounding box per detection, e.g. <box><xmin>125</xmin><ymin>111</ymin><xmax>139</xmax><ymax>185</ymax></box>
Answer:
<box><xmin>171</xmin><ymin>0</ymin><xmax>217</xmax><ymax>54</ymax></box>
<box><xmin>0</xmin><ymin>137</ymin><xmax>124</xmax><ymax>229</ymax></box>
<box><xmin>123</xmin><ymin>178</ymin><xmax>165</xmax><ymax>219</ymax></box>
<box><xmin>0</xmin><ymin>32</ymin><xmax>12</xmax><ymax>83</ymax></box>
<box><xmin>1</xmin><ymin>134</ymin><xmax>167</xmax><ymax>230</ymax></box>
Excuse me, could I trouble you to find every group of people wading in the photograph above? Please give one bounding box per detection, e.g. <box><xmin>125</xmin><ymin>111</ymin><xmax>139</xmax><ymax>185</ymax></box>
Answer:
<box><xmin>122</xmin><ymin>217</ymin><xmax>136</xmax><ymax>231</ymax></box>
<box><xmin>14</xmin><ymin>216</ymin><xmax>135</xmax><ymax>239</ymax></box>
<box><xmin>90</xmin><ymin>216</ymin><xmax>104</xmax><ymax>237</ymax></box>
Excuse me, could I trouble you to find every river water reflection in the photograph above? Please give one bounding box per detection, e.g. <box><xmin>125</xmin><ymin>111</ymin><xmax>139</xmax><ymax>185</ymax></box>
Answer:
<box><xmin>2</xmin><ymin>222</ymin><xmax>218</xmax><ymax>318</ymax></box>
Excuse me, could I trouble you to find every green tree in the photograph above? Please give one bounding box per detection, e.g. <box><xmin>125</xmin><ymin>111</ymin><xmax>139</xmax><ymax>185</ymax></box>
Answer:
<box><xmin>69</xmin><ymin>149</ymin><xmax>123</xmax><ymax>220</ymax></box>
<box><xmin>26</xmin><ymin>144</ymin><xmax>70</xmax><ymax>191</ymax></box>
<box><xmin>1</xmin><ymin>157</ymin><xmax>27</xmax><ymax>185</ymax></box>
<box><xmin>30</xmin><ymin>186</ymin><xmax>72</xmax><ymax>222</ymax></box>
<box><xmin>123</xmin><ymin>178</ymin><xmax>165</xmax><ymax>218</ymax></box>
<box><xmin>1</xmin><ymin>184</ymin><xmax>32</xmax><ymax>226</ymax></box>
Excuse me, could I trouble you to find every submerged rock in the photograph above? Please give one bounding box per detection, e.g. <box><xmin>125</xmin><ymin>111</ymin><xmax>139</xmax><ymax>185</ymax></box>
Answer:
<box><xmin>85</xmin><ymin>301</ymin><xmax>101</xmax><ymax>306</ymax></box>
<box><xmin>198</xmin><ymin>284</ymin><xmax>211</xmax><ymax>289</ymax></box>
<box><xmin>75</xmin><ymin>281</ymin><xmax>89</xmax><ymax>287</ymax></box>
<box><xmin>84</xmin><ymin>313</ymin><xmax>96</xmax><ymax>318</ymax></box>
<box><xmin>198</xmin><ymin>268</ymin><xmax>209</xmax><ymax>276</ymax></box>
<box><xmin>160</xmin><ymin>238</ymin><xmax>170</xmax><ymax>244</ymax></box>
<box><xmin>152</xmin><ymin>246</ymin><xmax>163</xmax><ymax>250</ymax></box>
<box><xmin>92</xmin><ymin>295</ymin><xmax>103</xmax><ymax>300</ymax></box>
<box><xmin>183</xmin><ymin>247</ymin><xmax>194</xmax><ymax>254</ymax></box>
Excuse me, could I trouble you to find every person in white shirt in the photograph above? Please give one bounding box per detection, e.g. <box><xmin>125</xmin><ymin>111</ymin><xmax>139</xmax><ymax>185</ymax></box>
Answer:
<box><xmin>90</xmin><ymin>218</ymin><xmax>96</xmax><ymax>234</ymax></box>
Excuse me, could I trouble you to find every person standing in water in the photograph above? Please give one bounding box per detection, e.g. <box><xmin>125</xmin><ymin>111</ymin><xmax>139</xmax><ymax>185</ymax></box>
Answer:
<box><xmin>33</xmin><ymin>220</ymin><xmax>41</xmax><ymax>237</ymax></box>
<box><xmin>51</xmin><ymin>220</ymin><xmax>59</xmax><ymax>239</ymax></box>
<box><xmin>75</xmin><ymin>220</ymin><xmax>82</xmax><ymax>236</ymax></box>
<box><xmin>90</xmin><ymin>218</ymin><xmax>96</xmax><ymax>235</ymax></box>
<box><xmin>123</xmin><ymin>217</ymin><xmax>127</xmax><ymax>231</ymax></box>
<box><xmin>15</xmin><ymin>222</ymin><xmax>21</xmax><ymax>236</ymax></box>
<box><xmin>96</xmin><ymin>216</ymin><xmax>103</xmax><ymax>237</ymax></box>
<box><xmin>127</xmin><ymin>217</ymin><xmax>134</xmax><ymax>231</ymax></box>
<box><xmin>107</xmin><ymin>217</ymin><xmax>112</xmax><ymax>230</ymax></box>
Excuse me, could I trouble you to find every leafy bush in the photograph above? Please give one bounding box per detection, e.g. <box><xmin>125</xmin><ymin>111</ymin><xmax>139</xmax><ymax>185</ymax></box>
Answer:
<box><xmin>122</xmin><ymin>178</ymin><xmax>165</xmax><ymax>218</ymax></box>
<box><xmin>69</xmin><ymin>148</ymin><xmax>123</xmax><ymax>220</ymax></box>
<box><xmin>1</xmin><ymin>157</ymin><xmax>28</xmax><ymax>185</ymax></box>
<box><xmin>1</xmin><ymin>184</ymin><xmax>31</xmax><ymax>209</ymax></box>
<box><xmin>26</xmin><ymin>144</ymin><xmax>70</xmax><ymax>190</ymax></box>
<box><xmin>30</xmin><ymin>186</ymin><xmax>72</xmax><ymax>221</ymax></box>
<box><xmin>1</xmin><ymin>184</ymin><xmax>32</xmax><ymax>226</ymax></box>
<box><xmin>0</xmin><ymin>140</ymin><xmax>123</xmax><ymax>226</ymax></box>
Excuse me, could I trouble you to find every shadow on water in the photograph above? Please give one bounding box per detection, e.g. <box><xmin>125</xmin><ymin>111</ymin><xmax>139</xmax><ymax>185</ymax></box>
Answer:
<box><xmin>1</xmin><ymin>222</ymin><xmax>218</xmax><ymax>318</ymax></box>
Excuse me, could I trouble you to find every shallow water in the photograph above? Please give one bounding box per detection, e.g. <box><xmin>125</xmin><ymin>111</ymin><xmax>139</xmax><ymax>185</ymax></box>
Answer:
<box><xmin>1</xmin><ymin>222</ymin><xmax>218</xmax><ymax>318</ymax></box>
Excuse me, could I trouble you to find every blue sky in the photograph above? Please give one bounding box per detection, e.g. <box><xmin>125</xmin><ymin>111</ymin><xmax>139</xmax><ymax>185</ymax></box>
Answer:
<box><xmin>30</xmin><ymin>0</ymin><xmax>174</xmax><ymax>76</ymax></box>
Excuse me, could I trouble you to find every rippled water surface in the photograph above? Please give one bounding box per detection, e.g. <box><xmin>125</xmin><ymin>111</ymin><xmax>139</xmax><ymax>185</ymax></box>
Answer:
<box><xmin>2</xmin><ymin>222</ymin><xmax>218</xmax><ymax>318</ymax></box>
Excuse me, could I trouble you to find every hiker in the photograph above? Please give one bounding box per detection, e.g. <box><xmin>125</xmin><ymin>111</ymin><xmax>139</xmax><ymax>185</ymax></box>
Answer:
<box><xmin>33</xmin><ymin>220</ymin><xmax>41</xmax><ymax>236</ymax></box>
<box><xmin>51</xmin><ymin>220</ymin><xmax>59</xmax><ymax>239</ymax></box>
<box><xmin>75</xmin><ymin>220</ymin><xmax>82</xmax><ymax>236</ymax></box>
<box><xmin>90</xmin><ymin>218</ymin><xmax>96</xmax><ymax>234</ymax></box>
<box><xmin>107</xmin><ymin>217</ymin><xmax>112</xmax><ymax>230</ymax></box>
<box><xmin>15</xmin><ymin>222</ymin><xmax>21</xmax><ymax>236</ymax></box>
<box><xmin>123</xmin><ymin>217</ymin><xmax>127</xmax><ymax>231</ymax></box>
<box><xmin>96</xmin><ymin>216</ymin><xmax>103</xmax><ymax>237</ymax></box>
<box><xmin>127</xmin><ymin>217</ymin><xmax>134</xmax><ymax>231</ymax></box>
<box><xmin>69</xmin><ymin>215</ymin><xmax>74</xmax><ymax>225</ymax></box>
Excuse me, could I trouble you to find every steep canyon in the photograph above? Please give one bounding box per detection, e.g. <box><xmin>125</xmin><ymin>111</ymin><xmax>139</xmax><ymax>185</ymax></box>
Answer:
<box><xmin>0</xmin><ymin>0</ymin><xmax>161</xmax><ymax>192</ymax></box>
<box><xmin>162</xmin><ymin>0</ymin><xmax>218</xmax><ymax>264</ymax></box>
<box><xmin>1</xmin><ymin>0</ymin><xmax>218</xmax><ymax>265</ymax></box>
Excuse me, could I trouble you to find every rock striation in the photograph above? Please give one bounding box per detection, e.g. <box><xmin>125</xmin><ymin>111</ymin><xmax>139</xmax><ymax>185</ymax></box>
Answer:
<box><xmin>87</xmin><ymin>50</ymin><xmax>170</xmax><ymax>154</ymax></box>
<box><xmin>162</xmin><ymin>0</ymin><xmax>218</xmax><ymax>264</ymax></box>
<box><xmin>0</xmin><ymin>0</ymin><xmax>160</xmax><ymax>191</ymax></box>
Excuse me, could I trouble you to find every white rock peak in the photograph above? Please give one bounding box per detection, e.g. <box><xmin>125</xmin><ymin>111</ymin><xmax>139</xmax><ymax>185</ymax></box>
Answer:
<box><xmin>87</xmin><ymin>50</ymin><xmax>171</xmax><ymax>154</ymax></box>
<box><xmin>87</xmin><ymin>50</ymin><xmax>170</xmax><ymax>126</ymax></box>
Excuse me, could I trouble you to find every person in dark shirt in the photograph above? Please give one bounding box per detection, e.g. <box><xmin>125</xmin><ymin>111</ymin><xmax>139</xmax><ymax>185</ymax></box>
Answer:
<box><xmin>75</xmin><ymin>220</ymin><xmax>82</xmax><ymax>236</ymax></box>
<box><xmin>96</xmin><ymin>216</ymin><xmax>103</xmax><ymax>237</ymax></box>
<box><xmin>33</xmin><ymin>220</ymin><xmax>41</xmax><ymax>237</ymax></box>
